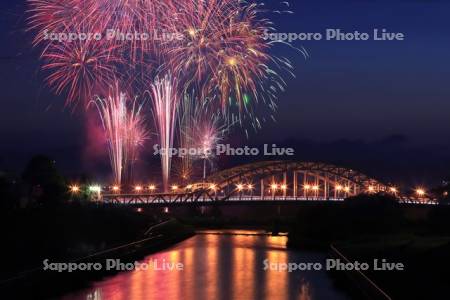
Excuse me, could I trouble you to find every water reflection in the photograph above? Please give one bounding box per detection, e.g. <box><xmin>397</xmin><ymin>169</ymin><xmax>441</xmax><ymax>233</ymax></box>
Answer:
<box><xmin>62</xmin><ymin>232</ymin><xmax>349</xmax><ymax>300</ymax></box>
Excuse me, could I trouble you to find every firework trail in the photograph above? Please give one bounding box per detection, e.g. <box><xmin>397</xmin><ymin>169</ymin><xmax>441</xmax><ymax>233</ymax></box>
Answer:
<box><xmin>176</xmin><ymin>93</ymin><xmax>228</xmax><ymax>181</ymax></box>
<box><xmin>193</xmin><ymin>103</ymin><xmax>228</xmax><ymax>179</ymax></box>
<box><xmin>90</xmin><ymin>82</ymin><xmax>148</xmax><ymax>185</ymax></box>
<box><xmin>148</xmin><ymin>74</ymin><xmax>179</xmax><ymax>191</ymax></box>
<box><xmin>176</xmin><ymin>94</ymin><xmax>196</xmax><ymax>182</ymax></box>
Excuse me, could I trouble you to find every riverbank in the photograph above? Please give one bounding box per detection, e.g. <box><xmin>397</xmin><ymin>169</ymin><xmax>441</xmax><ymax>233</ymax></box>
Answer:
<box><xmin>333</xmin><ymin>234</ymin><xmax>450</xmax><ymax>299</ymax></box>
<box><xmin>0</xmin><ymin>204</ymin><xmax>194</xmax><ymax>299</ymax></box>
<box><xmin>287</xmin><ymin>195</ymin><xmax>450</xmax><ymax>298</ymax></box>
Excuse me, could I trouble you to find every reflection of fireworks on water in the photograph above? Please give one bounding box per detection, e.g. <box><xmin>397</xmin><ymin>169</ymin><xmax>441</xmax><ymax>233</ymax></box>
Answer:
<box><xmin>148</xmin><ymin>74</ymin><xmax>179</xmax><ymax>191</ymax></box>
<box><xmin>90</xmin><ymin>82</ymin><xmax>148</xmax><ymax>185</ymax></box>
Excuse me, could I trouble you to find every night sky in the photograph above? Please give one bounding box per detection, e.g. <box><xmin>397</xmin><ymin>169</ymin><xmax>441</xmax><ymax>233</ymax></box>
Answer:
<box><xmin>1</xmin><ymin>0</ymin><xmax>449</xmax><ymax>186</ymax></box>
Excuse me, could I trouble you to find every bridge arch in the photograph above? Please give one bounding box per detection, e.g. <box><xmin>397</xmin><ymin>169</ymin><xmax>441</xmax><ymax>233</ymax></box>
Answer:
<box><xmin>207</xmin><ymin>161</ymin><xmax>389</xmax><ymax>199</ymax></box>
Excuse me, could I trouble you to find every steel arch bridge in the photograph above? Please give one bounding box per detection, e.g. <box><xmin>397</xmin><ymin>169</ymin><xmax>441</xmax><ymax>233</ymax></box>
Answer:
<box><xmin>202</xmin><ymin>160</ymin><xmax>390</xmax><ymax>201</ymax></box>
<box><xmin>208</xmin><ymin>160</ymin><xmax>387</xmax><ymax>194</ymax></box>
<box><xmin>102</xmin><ymin>161</ymin><xmax>391</xmax><ymax>204</ymax></box>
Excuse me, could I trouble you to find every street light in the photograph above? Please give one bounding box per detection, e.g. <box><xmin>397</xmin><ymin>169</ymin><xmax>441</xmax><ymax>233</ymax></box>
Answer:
<box><xmin>148</xmin><ymin>185</ymin><xmax>156</xmax><ymax>192</ymax></box>
<box><xmin>389</xmin><ymin>187</ymin><xmax>398</xmax><ymax>194</ymax></box>
<box><xmin>70</xmin><ymin>185</ymin><xmax>80</xmax><ymax>193</ymax></box>
<box><xmin>112</xmin><ymin>185</ymin><xmax>120</xmax><ymax>192</ymax></box>
<box><xmin>89</xmin><ymin>185</ymin><xmax>102</xmax><ymax>201</ymax></box>
<box><xmin>367</xmin><ymin>186</ymin><xmax>375</xmax><ymax>193</ymax></box>
<box><xmin>171</xmin><ymin>185</ymin><xmax>179</xmax><ymax>192</ymax></box>
<box><xmin>89</xmin><ymin>185</ymin><xmax>101</xmax><ymax>193</ymax></box>
<box><xmin>415</xmin><ymin>188</ymin><xmax>426</xmax><ymax>197</ymax></box>
<box><xmin>134</xmin><ymin>186</ymin><xmax>143</xmax><ymax>192</ymax></box>
<box><xmin>270</xmin><ymin>183</ymin><xmax>278</xmax><ymax>199</ymax></box>
<box><xmin>236</xmin><ymin>184</ymin><xmax>244</xmax><ymax>191</ymax></box>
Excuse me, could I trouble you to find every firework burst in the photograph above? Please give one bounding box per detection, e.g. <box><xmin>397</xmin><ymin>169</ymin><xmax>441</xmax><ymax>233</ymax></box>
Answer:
<box><xmin>27</xmin><ymin>0</ymin><xmax>299</xmax><ymax>183</ymax></box>
<box><xmin>93</xmin><ymin>0</ymin><xmax>160</xmax><ymax>62</ymax></box>
<box><xmin>165</xmin><ymin>0</ymin><xmax>293</xmax><ymax>127</ymax></box>
<box><xmin>27</xmin><ymin>0</ymin><xmax>96</xmax><ymax>47</ymax></box>
<box><xmin>41</xmin><ymin>37</ymin><xmax>122</xmax><ymax>105</ymax></box>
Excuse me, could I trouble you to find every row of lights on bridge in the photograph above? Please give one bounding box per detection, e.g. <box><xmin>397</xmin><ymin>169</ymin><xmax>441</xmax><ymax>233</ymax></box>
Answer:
<box><xmin>68</xmin><ymin>183</ymin><xmax>427</xmax><ymax>197</ymax></box>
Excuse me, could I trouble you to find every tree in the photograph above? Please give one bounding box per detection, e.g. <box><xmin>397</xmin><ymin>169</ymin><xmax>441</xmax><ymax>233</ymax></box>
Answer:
<box><xmin>22</xmin><ymin>155</ymin><xmax>67</xmax><ymax>206</ymax></box>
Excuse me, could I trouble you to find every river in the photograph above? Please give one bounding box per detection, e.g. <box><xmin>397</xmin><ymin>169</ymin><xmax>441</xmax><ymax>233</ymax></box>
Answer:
<box><xmin>61</xmin><ymin>230</ymin><xmax>351</xmax><ymax>300</ymax></box>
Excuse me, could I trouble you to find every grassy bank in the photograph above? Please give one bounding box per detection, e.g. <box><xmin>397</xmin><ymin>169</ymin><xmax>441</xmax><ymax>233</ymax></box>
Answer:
<box><xmin>287</xmin><ymin>194</ymin><xmax>450</xmax><ymax>298</ymax></box>
<box><xmin>335</xmin><ymin>234</ymin><xmax>450</xmax><ymax>299</ymax></box>
<box><xmin>0</xmin><ymin>204</ymin><xmax>191</xmax><ymax>279</ymax></box>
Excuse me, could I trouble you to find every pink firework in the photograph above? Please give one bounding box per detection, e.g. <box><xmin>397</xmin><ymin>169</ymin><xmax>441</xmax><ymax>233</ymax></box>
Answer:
<box><xmin>93</xmin><ymin>0</ymin><xmax>166</xmax><ymax>63</ymax></box>
<box><xmin>147</xmin><ymin>74</ymin><xmax>179</xmax><ymax>192</ymax></box>
<box><xmin>41</xmin><ymin>38</ymin><xmax>121</xmax><ymax>105</ymax></box>
<box><xmin>27</xmin><ymin>0</ymin><xmax>96</xmax><ymax>47</ymax></box>
<box><xmin>90</xmin><ymin>82</ymin><xmax>148</xmax><ymax>185</ymax></box>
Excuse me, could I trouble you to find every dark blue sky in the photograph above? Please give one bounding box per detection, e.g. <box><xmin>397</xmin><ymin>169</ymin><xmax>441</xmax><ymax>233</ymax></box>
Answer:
<box><xmin>0</xmin><ymin>0</ymin><xmax>449</xmax><ymax>184</ymax></box>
